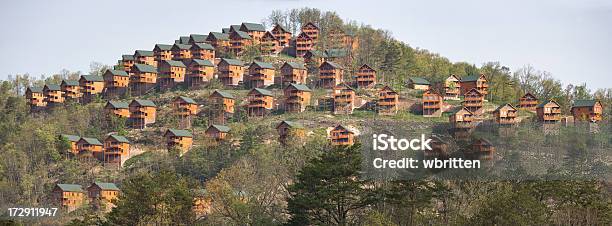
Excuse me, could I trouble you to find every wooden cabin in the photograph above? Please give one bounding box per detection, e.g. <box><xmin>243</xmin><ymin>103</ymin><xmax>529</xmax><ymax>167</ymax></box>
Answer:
<box><xmin>301</xmin><ymin>22</ymin><xmax>319</xmax><ymax>42</ymax></box>
<box><xmin>121</xmin><ymin>54</ymin><xmax>135</xmax><ymax>73</ymax></box>
<box><xmin>129</xmin><ymin>99</ymin><xmax>157</xmax><ymax>129</ymax></box>
<box><xmin>205</xmin><ymin>124</ymin><xmax>230</xmax><ymax>141</ymax></box>
<box><xmin>206</xmin><ymin>32</ymin><xmax>230</xmax><ymax>50</ymax></box>
<box><xmin>171</xmin><ymin>44</ymin><xmax>192</xmax><ymax>61</ymax></box>
<box><xmin>52</xmin><ymin>184</ymin><xmax>85</xmax><ymax>211</ymax></box>
<box><xmin>333</xmin><ymin>83</ymin><xmax>355</xmax><ymax>115</ymax></box>
<box><xmin>239</xmin><ymin>22</ymin><xmax>266</xmax><ymax>43</ymax></box>
<box><xmin>130</xmin><ymin>64</ymin><xmax>158</xmax><ymax>96</ymax></box>
<box><xmin>407</xmin><ymin>77</ymin><xmax>431</xmax><ymax>90</ymax></box>
<box><xmin>26</xmin><ymin>86</ymin><xmax>46</xmax><ymax>110</ymax></box>
<box><xmin>271</xmin><ymin>24</ymin><xmax>292</xmax><ymax>46</ymax></box>
<box><xmin>329</xmin><ymin>125</ymin><xmax>355</xmax><ymax>146</ymax></box>
<box><xmin>134</xmin><ymin>50</ymin><xmax>156</xmax><ymax>67</ymax></box>
<box><xmin>295</xmin><ymin>32</ymin><xmax>314</xmax><ymax>57</ymax></box>
<box><xmin>493</xmin><ymin>103</ymin><xmax>518</xmax><ymax>125</ymax></box>
<box><xmin>79</xmin><ymin>75</ymin><xmax>104</xmax><ymax>103</ymax></box>
<box><xmin>423</xmin><ymin>89</ymin><xmax>443</xmax><ymax>117</ymax></box>
<box><xmin>217</xmin><ymin>58</ymin><xmax>245</xmax><ymax>86</ymax></box>
<box><xmin>284</xmin><ymin>83</ymin><xmax>312</xmax><ymax>113</ymax></box>
<box><xmin>210</xmin><ymin>90</ymin><xmax>235</xmax><ymax>124</ymax></box>
<box><xmin>61</xmin><ymin>80</ymin><xmax>82</xmax><ymax>101</ymax></box>
<box><xmin>303</xmin><ymin>50</ymin><xmax>326</xmax><ymax>66</ymax></box>
<box><xmin>317</xmin><ymin>96</ymin><xmax>335</xmax><ymax>112</ymax></box>
<box><xmin>444</xmin><ymin>75</ymin><xmax>461</xmax><ymax>100</ymax></box>
<box><xmin>536</xmin><ymin>100</ymin><xmax>562</xmax><ymax>123</ymax></box>
<box><xmin>153</xmin><ymin>44</ymin><xmax>173</xmax><ymax>61</ymax></box>
<box><xmin>323</xmin><ymin>49</ymin><xmax>350</xmax><ymax>65</ymax></box>
<box><xmin>183</xmin><ymin>60</ymin><xmax>213</xmax><ymax>89</ymax></box>
<box><xmin>355</xmin><ymin>64</ymin><xmax>376</xmax><ymax>89</ymax></box>
<box><xmin>425</xmin><ymin>135</ymin><xmax>449</xmax><ymax>157</ymax></box>
<box><xmin>247</xmin><ymin>88</ymin><xmax>274</xmax><ymax>117</ymax></box>
<box><xmin>102</xmin><ymin>69</ymin><xmax>129</xmax><ymax>98</ymax></box>
<box><xmin>518</xmin><ymin>93</ymin><xmax>538</xmax><ymax>111</ymax></box>
<box><xmin>449</xmin><ymin>107</ymin><xmax>475</xmax><ymax>128</ymax></box>
<box><xmin>191</xmin><ymin>43</ymin><xmax>215</xmax><ymax>61</ymax></box>
<box><xmin>76</xmin><ymin>137</ymin><xmax>104</xmax><ymax>160</ymax></box>
<box><xmin>571</xmin><ymin>100</ymin><xmax>603</xmax><ymax>122</ymax></box>
<box><xmin>462</xmin><ymin>88</ymin><xmax>484</xmax><ymax>115</ymax></box>
<box><xmin>104</xmin><ymin>101</ymin><xmax>130</xmax><ymax>118</ymax></box>
<box><xmin>103</xmin><ymin>135</ymin><xmax>130</xmax><ymax>164</ymax></box>
<box><xmin>247</xmin><ymin>61</ymin><xmax>275</xmax><ymax>88</ymax></box>
<box><xmin>173</xmin><ymin>96</ymin><xmax>198</xmax><ymax>117</ymax></box>
<box><xmin>319</xmin><ymin>61</ymin><xmax>344</xmax><ymax>89</ymax></box>
<box><xmin>260</xmin><ymin>31</ymin><xmax>281</xmax><ymax>55</ymax></box>
<box><xmin>229</xmin><ymin>30</ymin><xmax>253</xmax><ymax>55</ymax></box>
<box><xmin>460</xmin><ymin>74</ymin><xmax>488</xmax><ymax>96</ymax></box>
<box><xmin>378</xmin><ymin>86</ymin><xmax>399</xmax><ymax>115</ymax></box>
<box><xmin>277</xmin><ymin>120</ymin><xmax>306</xmax><ymax>144</ymax></box>
<box><xmin>59</xmin><ymin>134</ymin><xmax>81</xmax><ymax>155</ymax></box>
<box><xmin>472</xmin><ymin>138</ymin><xmax>495</xmax><ymax>153</ymax></box>
<box><xmin>164</xmin><ymin>129</ymin><xmax>193</xmax><ymax>153</ymax></box>
<box><xmin>87</xmin><ymin>182</ymin><xmax>120</xmax><ymax>207</ymax></box>
<box><xmin>188</xmin><ymin>34</ymin><xmax>208</xmax><ymax>44</ymax></box>
<box><xmin>281</xmin><ymin>62</ymin><xmax>307</xmax><ymax>86</ymax></box>
<box><xmin>43</xmin><ymin>84</ymin><xmax>64</xmax><ymax>107</ymax></box>
<box><xmin>158</xmin><ymin>60</ymin><xmax>186</xmax><ymax>91</ymax></box>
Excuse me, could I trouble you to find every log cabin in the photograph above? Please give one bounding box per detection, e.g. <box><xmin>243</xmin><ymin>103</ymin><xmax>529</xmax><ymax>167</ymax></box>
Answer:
<box><xmin>217</xmin><ymin>58</ymin><xmax>245</xmax><ymax>86</ymax></box>
<box><xmin>153</xmin><ymin>44</ymin><xmax>173</xmax><ymax>62</ymax></box>
<box><xmin>205</xmin><ymin>124</ymin><xmax>230</xmax><ymax>141</ymax></box>
<box><xmin>518</xmin><ymin>93</ymin><xmax>538</xmax><ymax>111</ymax></box>
<box><xmin>239</xmin><ymin>22</ymin><xmax>266</xmax><ymax>44</ymax></box>
<box><xmin>333</xmin><ymin>83</ymin><xmax>355</xmax><ymax>115</ymax></box>
<box><xmin>121</xmin><ymin>55</ymin><xmax>135</xmax><ymax>73</ymax></box>
<box><xmin>329</xmin><ymin>125</ymin><xmax>355</xmax><ymax>146</ymax></box>
<box><xmin>104</xmin><ymin>101</ymin><xmax>130</xmax><ymax>118</ymax></box>
<box><xmin>295</xmin><ymin>32</ymin><xmax>314</xmax><ymax>57</ymax></box>
<box><xmin>281</xmin><ymin>62</ymin><xmax>307</xmax><ymax>86</ymax></box>
<box><xmin>52</xmin><ymin>184</ymin><xmax>85</xmax><ymax>211</ymax></box>
<box><xmin>190</xmin><ymin>43</ymin><xmax>215</xmax><ymax>61</ymax></box>
<box><xmin>206</xmin><ymin>32</ymin><xmax>230</xmax><ymax>51</ymax></box>
<box><xmin>130</xmin><ymin>64</ymin><xmax>158</xmax><ymax>96</ymax></box>
<box><xmin>319</xmin><ymin>61</ymin><xmax>344</xmax><ymax>89</ymax></box>
<box><xmin>444</xmin><ymin>75</ymin><xmax>461</xmax><ymax>100</ymax></box>
<box><xmin>26</xmin><ymin>86</ymin><xmax>47</xmax><ymax>111</ymax></box>
<box><xmin>317</xmin><ymin>96</ymin><xmax>335</xmax><ymax>112</ymax></box>
<box><xmin>449</xmin><ymin>107</ymin><xmax>475</xmax><ymax>129</ymax></box>
<box><xmin>284</xmin><ymin>83</ymin><xmax>312</xmax><ymax>113</ymax></box>
<box><xmin>43</xmin><ymin>84</ymin><xmax>64</xmax><ymax>107</ymax></box>
<box><xmin>460</xmin><ymin>74</ymin><xmax>488</xmax><ymax>96</ymax></box>
<box><xmin>86</xmin><ymin>182</ymin><xmax>120</xmax><ymax>209</ymax></box>
<box><xmin>171</xmin><ymin>44</ymin><xmax>193</xmax><ymax>61</ymax></box>
<box><xmin>158</xmin><ymin>60</ymin><xmax>186</xmax><ymax>91</ymax></box>
<box><xmin>260</xmin><ymin>31</ymin><xmax>281</xmax><ymax>55</ymax></box>
<box><xmin>493</xmin><ymin>103</ymin><xmax>518</xmax><ymax>125</ymax></box>
<box><xmin>277</xmin><ymin>120</ymin><xmax>306</xmax><ymax>144</ymax></box>
<box><xmin>79</xmin><ymin>75</ymin><xmax>104</xmax><ymax>104</ymax></box>
<box><xmin>247</xmin><ymin>88</ymin><xmax>274</xmax><ymax>117</ymax></box>
<box><xmin>229</xmin><ymin>30</ymin><xmax>253</xmax><ymax>55</ymax></box>
<box><xmin>76</xmin><ymin>137</ymin><xmax>104</xmax><ymax>160</ymax></box>
<box><xmin>425</xmin><ymin>135</ymin><xmax>449</xmax><ymax>158</ymax></box>
<box><xmin>303</xmin><ymin>50</ymin><xmax>326</xmax><ymax>66</ymax></box>
<box><xmin>134</xmin><ymin>50</ymin><xmax>156</xmax><ymax>67</ymax></box>
<box><xmin>462</xmin><ymin>88</ymin><xmax>484</xmax><ymax>115</ymax></box>
<box><xmin>571</xmin><ymin>100</ymin><xmax>603</xmax><ymax>122</ymax></box>
<box><xmin>536</xmin><ymin>100</ymin><xmax>562</xmax><ymax>123</ymax></box>
<box><xmin>247</xmin><ymin>61</ymin><xmax>275</xmax><ymax>88</ymax></box>
<box><xmin>188</xmin><ymin>34</ymin><xmax>208</xmax><ymax>44</ymax></box>
<box><xmin>164</xmin><ymin>129</ymin><xmax>193</xmax><ymax>153</ymax></box>
<box><xmin>472</xmin><ymin>138</ymin><xmax>495</xmax><ymax>153</ymax></box>
<box><xmin>129</xmin><ymin>99</ymin><xmax>157</xmax><ymax>129</ymax></box>
<box><xmin>423</xmin><ymin>89</ymin><xmax>443</xmax><ymax>117</ymax></box>
<box><xmin>61</xmin><ymin>80</ymin><xmax>82</xmax><ymax>101</ymax></box>
<box><xmin>407</xmin><ymin>77</ymin><xmax>431</xmax><ymax>90</ymax></box>
<box><xmin>60</xmin><ymin>134</ymin><xmax>81</xmax><ymax>155</ymax></box>
<box><xmin>103</xmin><ymin>135</ymin><xmax>130</xmax><ymax>165</ymax></box>
<box><xmin>210</xmin><ymin>90</ymin><xmax>235</xmax><ymax>121</ymax></box>
<box><xmin>102</xmin><ymin>69</ymin><xmax>129</xmax><ymax>98</ymax></box>
<box><xmin>377</xmin><ymin>85</ymin><xmax>399</xmax><ymax>115</ymax></box>
<box><xmin>173</xmin><ymin>96</ymin><xmax>198</xmax><ymax>117</ymax></box>
<box><xmin>271</xmin><ymin>23</ymin><xmax>292</xmax><ymax>46</ymax></box>
<box><xmin>355</xmin><ymin>64</ymin><xmax>376</xmax><ymax>89</ymax></box>
<box><xmin>301</xmin><ymin>22</ymin><xmax>319</xmax><ymax>42</ymax></box>
<box><xmin>186</xmin><ymin>59</ymin><xmax>215</xmax><ymax>88</ymax></box>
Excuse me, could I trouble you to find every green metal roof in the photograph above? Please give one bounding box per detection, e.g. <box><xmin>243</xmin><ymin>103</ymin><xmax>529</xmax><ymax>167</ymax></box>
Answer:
<box><xmin>131</xmin><ymin>99</ymin><xmax>156</xmax><ymax>107</ymax></box>
<box><xmin>179</xmin><ymin>36</ymin><xmax>190</xmax><ymax>44</ymax></box>
<box><xmin>61</xmin><ymin>134</ymin><xmax>81</xmax><ymax>142</ymax></box>
<box><xmin>494</xmin><ymin>103</ymin><xmax>516</xmax><ymax>112</ymax></box>
<box><xmin>221</xmin><ymin>28</ymin><xmax>230</xmax><ymax>34</ymax></box>
<box><xmin>221</xmin><ymin>58</ymin><xmax>244</xmax><ymax>66</ymax></box>
<box><xmin>232</xmin><ymin>30</ymin><xmax>252</xmax><ymax>39</ymax></box>
<box><xmin>80</xmin><ymin>137</ymin><xmax>103</xmax><ymax>146</ymax></box>
<box><xmin>307</xmin><ymin>50</ymin><xmax>327</xmax><ymax>58</ymax></box>
<box><xmin>324</xmin><ymin>49</ymin><xmax>348</xmax><ymax>58</ymax></box>
<box><xmin>251</xmin><ymin>61</ymin><xmax>274</xmax><ymax>69</ymax></box>
<box><xmin>208</xmin><ymin>32</ymin><xmax>229</xmax><ymax>40</ymax></box>
<box><xmin>177</xmin><ymin>96</ymin><xmax>197</xmax><ymax>104</ymax></box>
<box><xmin>283</xmin><ymin>62</ymin><xmax>306</xmax><ymax>70</ymax></box>
<box><xmin>460</xmin><ymin>74</ymin><xmax>483</xmax><ymax>82</ymax></box>
<box><xmin>189</xmin><ymin>34</ymin><xmax>208</xmax><ymax>43</ymax></box>
<box><xmin>191</xmin><ymin>43</ymin><xmax>214</xmax><ymax>50</ymax></box>
<box><xmin>211</xmin><ymin>90</ymin><xmax>234</xmax><ymax>99</ymax></box>
<box><xmin>27</xmin><ymin>86</ymin><xmax>43</xmax><ymax>93</ymax></box>
<box><xmin>163</xmin><ymin>60</ymin><xmax>186</xmax><ymax>68</ymax></box>
<box><xmin>230</xmin><ymin>25</ymin><xmax>241</xmax><ymax>32</ymax></box>
<box><xmin>56</xmin><ymin>184</ymin><xmax>84</xmax><ymax>192</ymax></box>
<box><xmin>537</xmin><ymin>100</ymin><xmax>559</xmax><ymax>108</ymax></box>
<box><xmin>92</xmin><ymin>182</ymin><xmax>120</xmax><ymax>190</ymax></box>
<box><xmin>321</xmin><ymin>61</ymin><xmax>342</xmax><ymax>69</ymax></box>
<box><xmin>135</xmin><ymin>50</ymin><xmax>154</xmax><ymax>57</ymax></box>
<box><xmin>106</xmin><ymin>69</ymin><xmax>129</xmax><ymax>77</ymax></box>
<box><xmin>210</xmin><ymin>124</ymin><xmax>231</xmax><ymax>132</ymax></box>
<box><xmin>272</xmin><ymin>23</ymin><xmax>289</xmax><ymax>33</ymax></box>
<box><xmin>287</xmin><ymin>83</ymin><xmax>312</xmax><ymax>92</ymax></box>
<box><xmin>573</xmin><ymin>99</ymin><xmax>599</xmax><ymax>108</ymax></box>
<box><xmin>154</xmin><ymin>44</ymin><xmax>172</xmax><ymax>51</ymax></box>
<box><xmin>280</xmin><ymin>120</ymin><xmax>304</xmax><ymax>129</ymax></box>
<box><xmin>62</xmin><ymin>80</ymin><xmax>79</xmax><ymax>86</ymax></box>
<box><xmin>133</xmin><ymin>64</ymin><xmax>157</xmax><ymax>73</ymax></box>
<box><xmin>252</xmin><ymin>88</ymin><xmax>273</xmax><ymax>96</ymax></box>
<box><xmin>44</xmin><ymin>84</ymin><xmax>61</xmax><ymax>91</ymax></box>
<box><xmin>108</xmin><ymin>134</ymin><xmax>129</xmax><ymax>143</ymax></box>
<box><xmin>106</xmin><ymin>101</ymin><xmax>129</xmax><ymax>109</ymax></box>
<box><xmin>191</xmin><ymin>59</ymin><xmax>214</xmax><ymax>67</ymax></box>
<box><xmin>408</xmin><ymin>77</ymin><xmax>431</xmax><ymax>85</ymax></box>
<box><xmin>173</xmin><ymin>44</ymin><xmax>192</xmax><ymax>50</ymax></box>
<box><xmin>166</xmin><ymin>129</ymin><xmax>192</xmax><ymax>137</ymax></box>
<box><xmin>240</xmin><ymin>22</ymin><xmax>266</xmax><ymax>32</ymax></box>
<box><xmin>122</xmin><ymin>54</ymin><xmax>135</xmax><ymax>61</ymax></box>
<box><xmin>81</xmin><ymin>75</ymin><xmax>104</xmax><ymax>82</ymax></box>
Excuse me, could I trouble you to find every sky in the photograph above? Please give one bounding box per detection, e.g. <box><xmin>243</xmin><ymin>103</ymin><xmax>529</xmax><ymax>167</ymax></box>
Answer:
<box><xmin>0</xmin><ymin>0</ymin><xmax>610</xmax><ymax>89</ymax></box>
